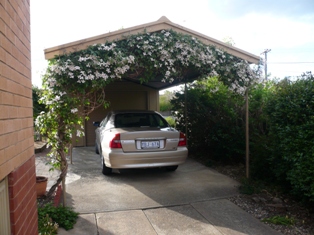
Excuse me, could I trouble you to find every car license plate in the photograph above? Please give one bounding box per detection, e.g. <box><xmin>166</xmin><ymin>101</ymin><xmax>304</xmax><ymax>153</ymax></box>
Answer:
<box><xmin>141</xmin><ymin>141</ymin><xmax>160</xmax><ymax>149</ymax></box>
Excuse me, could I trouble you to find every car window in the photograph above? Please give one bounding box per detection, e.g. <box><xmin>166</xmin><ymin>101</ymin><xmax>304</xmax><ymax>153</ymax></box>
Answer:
<box><xmin>100</xmin><ymin>113</ymin><xmax>111</xmax><ymax>127</ymax></box>
<box><xmin>151</xmin><ymin>114</ymin><xmax>169</xmax><ymax>128</ymax></box>
<box><xmin>114</xmin><ymin>113</ymin><xmax>169</xmax><ymax>128</ymax></box>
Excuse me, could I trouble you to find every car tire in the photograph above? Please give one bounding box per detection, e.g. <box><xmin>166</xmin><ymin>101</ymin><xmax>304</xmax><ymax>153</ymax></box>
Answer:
<box><xmin>101</xmin><ymin>155</ymin><xmax>112</xmax><ymax>175</ymax></box>
<box><xmin>165</xmin><ymin>165</ymin><xmax>178</xmax><ymax>172</ymax></box>
<box><xmin>95</xmin><ymin>144</ymin><xmax>99</xmax><ymax>154</ymax></box>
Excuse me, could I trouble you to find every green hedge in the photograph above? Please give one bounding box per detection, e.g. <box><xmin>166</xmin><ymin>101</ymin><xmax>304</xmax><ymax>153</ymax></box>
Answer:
<box><xmin>171</xmin><ymin>77</ymin><xmax>245</xmax><ymax>164</ymax></box>
<box><xmin>265</xmin><ymin>72</ymin><xmax>314</xmax><ymax>202</ymax></box>
<box><xmin>171</xmin><ymin>73</ymin><xmax>314</xmax><ymax>204</ymax></box>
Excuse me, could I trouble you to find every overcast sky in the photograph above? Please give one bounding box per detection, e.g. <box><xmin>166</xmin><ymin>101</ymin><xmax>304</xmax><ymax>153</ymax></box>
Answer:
<box><xmin>30</xmin><ymin>0</ymin><xmax>314</xmax><ymax>87</ymax></box>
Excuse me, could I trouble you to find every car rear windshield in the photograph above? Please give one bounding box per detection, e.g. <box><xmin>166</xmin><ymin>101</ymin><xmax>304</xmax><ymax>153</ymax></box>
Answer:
<box><xmin>114</xmin><ymin>113</ymin><xmax>169</xmax><ymax>128</ymax></box>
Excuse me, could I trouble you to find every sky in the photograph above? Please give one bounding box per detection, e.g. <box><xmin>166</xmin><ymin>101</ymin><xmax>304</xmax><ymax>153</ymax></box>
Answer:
<box><xmin>30</xmin><ymin>0</ymin><xmax>314</xmax><ymax>88</ymax></box>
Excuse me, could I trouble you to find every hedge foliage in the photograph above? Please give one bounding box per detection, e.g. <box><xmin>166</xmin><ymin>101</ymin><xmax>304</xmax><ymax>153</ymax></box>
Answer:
<box><xmin>171</xmin><ymin>77</ymin><xmax>245</xmax><ymax>164</ymax></box>
<box><xmin>170</xmin><ymin>72</ymin><xmax>314</xmax><ymax>204</ymax></box>
<box><xmin>265</xmin><ymin>72</ymin><xmax>314</xmax><ymax>202</ymax></box>
<box><xmin>32</xmin><ymin>86</ymin><xmax>47</xmax><ymax>120</ymax></box>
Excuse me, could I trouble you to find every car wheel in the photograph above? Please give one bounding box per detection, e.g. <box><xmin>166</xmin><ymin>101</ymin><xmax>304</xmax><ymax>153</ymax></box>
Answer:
<box><xmin>101</xmin><ymin>155</ymin><xmax>112</xmax><ymax>175</ymax></box>
<box><xmin>95</xmin><ymin>144</ymin><xmax>99</xmax><ymax>154</ymax></box>
<box><xmin>165</xmin><ymin>165</ymin><xmax>178</xmax><ymax>172</ymax></box>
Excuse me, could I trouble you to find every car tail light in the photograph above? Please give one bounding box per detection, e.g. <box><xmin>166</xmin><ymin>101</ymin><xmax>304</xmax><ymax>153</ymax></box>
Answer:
<box><xmin>178</xmin><ymin>132</ymin><xmax>186</xmax><ymax>146</ymax></box>
<box><xmin>109</xmin><ymin>133</ymin><xmax>122</xmax><ymax>148</ymax></box>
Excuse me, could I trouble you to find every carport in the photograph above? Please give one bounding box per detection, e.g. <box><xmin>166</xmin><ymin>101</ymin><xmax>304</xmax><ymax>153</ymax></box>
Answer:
<box><xmin>44</xmin><ymin>16</ymin><xmax>260</xmax><ymax>147</ymax></box>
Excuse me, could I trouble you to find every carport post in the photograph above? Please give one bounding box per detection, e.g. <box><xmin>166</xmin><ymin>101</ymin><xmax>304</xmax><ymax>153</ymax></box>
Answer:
<box><xmin>245</xmin><ymin>89</ymin><xmax>249</xmax><ymax>178</ymax></box>
<box><xmin>184</xmin><ymin>81</ymin><xmax>188</xmax><ymax>147</ymax></box>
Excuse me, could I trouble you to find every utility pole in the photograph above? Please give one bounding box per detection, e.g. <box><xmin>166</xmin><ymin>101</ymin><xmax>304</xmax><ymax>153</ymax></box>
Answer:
<box><xmin>261</xmin><ymin>49</ymin><xmax>271</xmax><ymax>80</ymax></box>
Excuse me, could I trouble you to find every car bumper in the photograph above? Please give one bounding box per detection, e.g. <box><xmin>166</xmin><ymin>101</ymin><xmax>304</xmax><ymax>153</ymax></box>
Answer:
<box><xmin>104</xmin><ymin>147</ymin><xmax>188</xmax><ymax>169</ymax></box>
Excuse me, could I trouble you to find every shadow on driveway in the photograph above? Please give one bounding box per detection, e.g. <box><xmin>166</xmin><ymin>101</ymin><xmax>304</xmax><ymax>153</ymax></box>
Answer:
<box><xmin>59</xmin><ymin>147</ymin><xmax>280</xmax><ymax>235</ymax></box>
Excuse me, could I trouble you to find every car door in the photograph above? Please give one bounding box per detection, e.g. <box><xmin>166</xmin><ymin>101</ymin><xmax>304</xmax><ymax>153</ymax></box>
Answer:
<box><xmin>96</xmin><ymin>114</ymin><xmax>111</xmax><ymax>149</ymax></box>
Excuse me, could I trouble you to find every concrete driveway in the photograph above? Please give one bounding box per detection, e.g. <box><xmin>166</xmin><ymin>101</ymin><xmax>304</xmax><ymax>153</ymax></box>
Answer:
<box><xmin>54</xmin><ymin>147</ymin><xmax>280</xmax><ymax>235</ymax></box>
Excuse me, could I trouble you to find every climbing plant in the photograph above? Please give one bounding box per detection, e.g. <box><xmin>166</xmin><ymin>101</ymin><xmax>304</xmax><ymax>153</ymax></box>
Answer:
<box><xmin>36</xmin><ymin>29</ymin><xmax>260</xmax><ymax>199</ymax></box>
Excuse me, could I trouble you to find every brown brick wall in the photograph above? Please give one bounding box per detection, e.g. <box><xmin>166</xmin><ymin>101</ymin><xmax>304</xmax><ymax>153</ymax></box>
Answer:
<box><xmin>0</xmin><ymin>0</ymin><xmax>37</xmax><ymax>234</ymax></box>
<box><xmin>0</xmin><ymin>0</ymin><xmax>33</xmax><ymax>179</ymax></box>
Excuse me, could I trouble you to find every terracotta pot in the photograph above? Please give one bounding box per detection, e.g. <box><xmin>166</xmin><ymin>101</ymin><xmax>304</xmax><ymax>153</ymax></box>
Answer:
<box><xmin>36</xmin><ymin>176</ymin><xmax>48</xmax><ymax>197</ymax></box>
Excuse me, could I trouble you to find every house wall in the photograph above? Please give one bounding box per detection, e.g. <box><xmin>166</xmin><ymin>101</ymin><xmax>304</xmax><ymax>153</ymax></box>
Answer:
<box><xmin>75</xmin><ymin>81</ymin><xmax>159</xmax><ymax>146</ymax></box>
<box><xmin>0</xmin><ymin>0</ymin><xmax>38</xmax><ymax>234</ymax></box>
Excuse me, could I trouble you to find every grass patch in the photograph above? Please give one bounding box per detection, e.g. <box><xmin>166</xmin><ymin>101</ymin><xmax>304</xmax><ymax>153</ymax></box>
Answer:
<box><xmin>262</xmin><ymin>215</ymin><xmax>295</xmax><ymax>226</ymax></box>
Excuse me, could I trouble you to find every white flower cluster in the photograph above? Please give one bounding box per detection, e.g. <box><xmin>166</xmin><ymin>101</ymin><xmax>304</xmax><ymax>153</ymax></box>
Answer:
<box><xmin>45</xmin><ymin>30</ymin><xmax>258</xmax><ymax>94</ymax></box>
<box><xmin>46</xmin><ymin>52</ymin><xmax>136</xmax><ymax>85</ymax></box>
<box><xmin>97</xmin><ymin>42</ymin><xmax>116</xmax><ymax>51</ymax></box>
<box><xmin>71</xmin><ymin>108</ymin><xmax>78</xmax><ymax>113</ymax></box>
<box><xmin>222</xmin><ymin>60</ymin><xmax>258</xmax><ymax>94</ymax></box>
<box><xmin>76</xmin><ymin>129</ymin><xmax>84</xmax><ymax>137</ymax></box>
<box><xmin>127</xmin><ymin>30</ymin><xmax>228</xmax><ymax>83</ymax></box>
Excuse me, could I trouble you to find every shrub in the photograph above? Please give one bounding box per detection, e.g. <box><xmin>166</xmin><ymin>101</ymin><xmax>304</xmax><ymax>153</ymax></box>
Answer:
<box><xmin>170</xmin><ymin>73</ymin><xmax>314</xmax><ymax>205</ymax></box>
<box><xmin>32</xmin><ymin>86</ymin><xmax>47</xmax><ymax>120</ymax></box>
<box><xmin>38</xmin><ymin>203</ymin><xmax>79</xmax><ymax>231</ymax></box>
<box><xmin>165</xmin><ymin>116</ymin><xmax>176</xmax><ymax>128</ymax></box>
<box><xmin>171</xmin><ymin>77</ymin><xmax>245</xmax><ymax>163</ymax></box>
<box><xmin>38</xmin><ymin>214</ymin><xmax>58</xmax><ymax>235</ymax></box>
<box><xmin>159</xmin><ymin>91</ymin><xmax>173</xmax><ymax>112</ymax></box>
<box><xmin>248</xmin><ymin>81</ymin><xmax>275</xmax><ymax>180</ymax></box>
<box><xmin>265</xmin><ymin>72</ymin><xmax>314</xmax><ymax>202</ymax></box>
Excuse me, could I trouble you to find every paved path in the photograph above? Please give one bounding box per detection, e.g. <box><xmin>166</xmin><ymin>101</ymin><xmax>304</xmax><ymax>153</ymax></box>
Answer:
<box><xmin>36</xmin><ymin>147</ymin><xmax>281</xmax><ymax>235</ymax></box>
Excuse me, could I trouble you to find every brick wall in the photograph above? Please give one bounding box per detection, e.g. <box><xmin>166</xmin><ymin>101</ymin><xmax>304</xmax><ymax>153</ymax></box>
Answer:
<box><xmin>0</xmin><ymin>0</ymin><xmax>37</xmax><ymax>234</ymax></box>
<box><xmin>8</xmin><ymin>157</ymin><xmax>37</xmax><ymax>234</ymax></box>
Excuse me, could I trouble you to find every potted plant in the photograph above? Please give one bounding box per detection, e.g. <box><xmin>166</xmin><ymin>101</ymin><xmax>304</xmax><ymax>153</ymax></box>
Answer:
<box><xmin>36</xmin><ymin>176</ymin><xmax>48</xmax><ymax>197</ymax></box>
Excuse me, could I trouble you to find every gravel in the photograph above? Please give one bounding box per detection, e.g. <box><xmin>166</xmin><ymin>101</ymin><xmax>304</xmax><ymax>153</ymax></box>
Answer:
<box><xmin>213</xmin><ymin>164</ymin><xmax>314</xmax><ymax>235</ymax></box>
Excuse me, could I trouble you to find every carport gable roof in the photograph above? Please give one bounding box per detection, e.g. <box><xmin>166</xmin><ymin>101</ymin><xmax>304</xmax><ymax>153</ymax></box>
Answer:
<box><xmin>44</xmin><ymin>16</ymin><xmax>260</xmax><ymax>90</ymax></box>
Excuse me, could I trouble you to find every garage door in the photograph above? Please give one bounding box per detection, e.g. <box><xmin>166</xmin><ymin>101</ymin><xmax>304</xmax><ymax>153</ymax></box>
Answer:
<box><xmin>85</xmin><ymin>91</ymin><xmax>148</xmax><ymax>146</ymax></box>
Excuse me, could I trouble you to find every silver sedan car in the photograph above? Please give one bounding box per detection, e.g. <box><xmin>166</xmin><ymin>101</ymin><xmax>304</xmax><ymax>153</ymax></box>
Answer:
<box><xmin>93</xmin><ymin>110</ymin><xmax>188</xmax><ymax>175</ymax></box>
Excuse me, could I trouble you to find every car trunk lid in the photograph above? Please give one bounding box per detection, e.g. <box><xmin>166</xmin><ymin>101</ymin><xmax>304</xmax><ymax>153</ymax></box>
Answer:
<box><xmin>116</xmin><ymin>127</ymin><xmax>180</xmax><ymax>152</ymax></box>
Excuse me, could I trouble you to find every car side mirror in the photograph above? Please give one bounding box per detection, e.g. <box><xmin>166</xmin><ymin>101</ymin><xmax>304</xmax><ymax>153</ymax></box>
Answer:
<box><xmin>93</xmin><ymin>121</ymin><xmax>100</xmax><ymax>127</ymax></box>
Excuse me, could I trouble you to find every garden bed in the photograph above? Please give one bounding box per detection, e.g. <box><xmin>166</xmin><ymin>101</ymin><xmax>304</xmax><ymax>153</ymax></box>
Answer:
<box><xmin>214</xmin><ymin>164</ymin><xmax>314</xmax><ymax>235</ymax></box>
